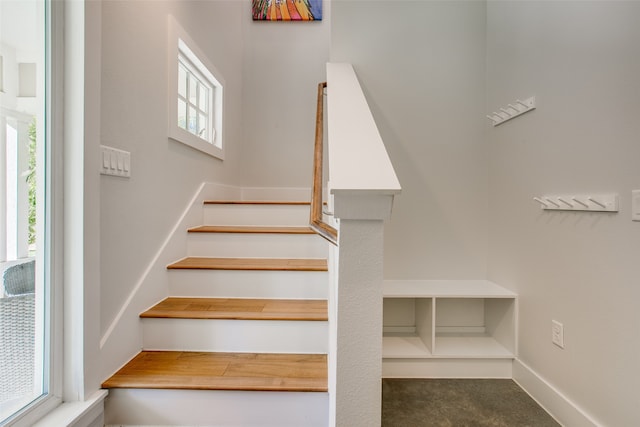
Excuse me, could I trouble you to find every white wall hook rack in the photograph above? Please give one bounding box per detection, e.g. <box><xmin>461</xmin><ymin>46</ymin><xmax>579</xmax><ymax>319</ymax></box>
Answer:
<box><xmin>487</xmin><ymin>96</ymin><xmax>536</xmax><ymax>126</ymax></box>
<box><xmin>533</xmin><ymin>194</ymin><xmax>618</xmax><ymax>212</ymax></box>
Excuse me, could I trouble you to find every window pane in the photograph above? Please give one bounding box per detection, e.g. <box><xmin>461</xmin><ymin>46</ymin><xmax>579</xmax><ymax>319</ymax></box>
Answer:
<box><xmin>188</xmin><ymin>73</ymin><xmax>197</xmax><ymax>105</ymax></box>
<box><xmin>177</xmin><ymin>99</ymin><xmax>187</xmax><ymax>130</ymax></box>
<box><xmin>0</xmin><ymin>0</ymin><xmax>48</xmax><ymax>422</ymax></box>
<box><xmin>199</xmin><ymin>85</ymin><xmax>209</xmax><ymax>113</ymax></box>
<box><xmin>178</xmin><ymin>63</ymin><xmax>187</xmax><ymax>98</ymax></box>
<box><xmin>199</xmin><ymin>113</ymin><xmax>208</xmax><ymax>140</ymax></box>
<box><xmin>188</xmin><ymin>105</ymin><xmax>197</xmax><ymax>135</ymax></box>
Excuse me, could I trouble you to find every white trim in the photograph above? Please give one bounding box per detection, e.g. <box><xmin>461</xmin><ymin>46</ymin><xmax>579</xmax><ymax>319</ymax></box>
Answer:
<box><xmin>63</xmin><ymin>0</ymin><xmax>89</xmax><ymax>404</ymax></box>
<box><xmin>383</xmin><ymin>279</ymin><xmax>517</xmax><ymax>298</ymax></box>
<box><xmin>2</xmin><ymin>395</ymin><xmax>61</xmax><ymax>427</ymax></box>
<box><xmin>167</xmin><ymin>15</ymin><xmax>225</xmax><ymax>160</ymax></box>
<box><xmin>49</xmin><ymin>0</ymin><xmax>65</xmax><ymax>405</ymax></box>
<box><xmin>513</xmin><ymin>359</ymin><xmax>603</xmax><ymax>427</ymax></box>
<box><xmin>383</xmin><ymin>358</ymin><xmax>513</xmax><ymax>379</ymax></box>
<box><xmin>32</xmin><ymin>390</ymin><xmax>107</xmax><ymax>427</ymax></box>
<box><xmin>5</xmin><ymin>1</ymin><xmax>65</xmax><ymax>423</ymax></box>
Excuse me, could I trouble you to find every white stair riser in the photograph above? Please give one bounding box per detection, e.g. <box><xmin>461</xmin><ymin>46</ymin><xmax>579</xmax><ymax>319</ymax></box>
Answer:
<box><xmin>105</xmin><ymin>389</ymin><xmax>329</xmax><ymax>427</ymax></box>
<box><xmin>203</xmin><ymin>204</ymin><xmax>310</xmax><ymax>226</ymax></box>
<box><xmin>142</xmin><ymin>318</ymin><xmax>328</xmax><ymax>353</ymax></box>
<box><xmin>187</xmin><ymin>232</ymin><xmax>328</xmax><ymax>258</ymax></box>
<box><xmin>168</xmin><ymin>269</ymin><xmax>328</xmax><ymax>299</ymax></box>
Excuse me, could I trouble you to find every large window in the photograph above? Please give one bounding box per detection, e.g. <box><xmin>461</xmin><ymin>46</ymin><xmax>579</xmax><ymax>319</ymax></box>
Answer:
<box><xmin>168</xmin><ymin>15</ymin><xmax>224</xmax><ymax>159</ymax></box>
<box><xmin>0</xmin><ymin>1</ymin><xmax>60</xmax><ymax>425</ymax></box>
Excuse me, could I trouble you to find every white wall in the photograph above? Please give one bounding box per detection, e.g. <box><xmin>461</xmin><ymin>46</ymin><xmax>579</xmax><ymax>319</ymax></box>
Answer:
<box><xmin>97</xmin><ymin>0</ymin><xmax>335</xmax><ymax>384</ymax></box>
<box><xmin>98</xmin><ymin>0</ymin><xmax>247</xmax><ymax>382</ymax></box>
<box><xmin>486</xmin><ymin>2</ymin><xmax>640</xmax><ymax>425</ymax></box>
<box><xmin>330</xmin><ymin>0</ymin><xmax>488</xmax><ymax>279</ymax></box>
<box><xmin>240</xmin><ymin>1</ymin><xmax>331</xmax><ymax>187</ymax></box>
<box><xmin>99</xmin><ymin>0</ymin><xmax>244</xmax><ymax>338</ymax></box>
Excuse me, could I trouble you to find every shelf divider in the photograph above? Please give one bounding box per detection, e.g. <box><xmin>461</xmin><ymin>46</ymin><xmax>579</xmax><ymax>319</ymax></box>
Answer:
<box><xmin>415</xmin><ymin>298</ymin><xmax>434</xmax><ymax>354</ymax></box>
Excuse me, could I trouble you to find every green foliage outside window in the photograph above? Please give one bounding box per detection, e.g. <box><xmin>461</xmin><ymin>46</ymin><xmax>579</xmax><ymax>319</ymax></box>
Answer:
<box><xmin>26</xmin><ymin>120</ymin><xmax>36</xmax><ymax>246</ymax></box>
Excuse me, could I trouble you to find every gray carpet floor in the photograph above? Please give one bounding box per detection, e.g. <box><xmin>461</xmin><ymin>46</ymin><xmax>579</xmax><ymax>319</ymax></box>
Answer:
<box><xmin>382</xmin><ymin>379</ymin><xmax>561</xmax><ymax>427</ymax></box>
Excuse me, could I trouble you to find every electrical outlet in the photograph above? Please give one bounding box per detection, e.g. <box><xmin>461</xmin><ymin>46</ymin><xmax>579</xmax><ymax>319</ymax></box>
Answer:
<box><xmin>552</xmin><ymin>320</ymin><xmax>564</xmax><ymax>349</ymax></box>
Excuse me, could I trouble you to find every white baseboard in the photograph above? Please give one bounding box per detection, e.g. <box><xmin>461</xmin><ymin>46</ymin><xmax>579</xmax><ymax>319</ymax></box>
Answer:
<box><xmin>33</xmin><ymin>390</ymin><xmax>107</xmax><ymax>427</ymax></box>
<box><xmin>513</xmin><ymin>359</ymin><xmax>603</xmax><ymax>427</ymax></box>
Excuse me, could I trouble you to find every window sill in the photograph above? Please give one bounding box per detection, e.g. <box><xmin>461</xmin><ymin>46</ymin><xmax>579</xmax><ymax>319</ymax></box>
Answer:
<box><xmin>32</xmin><ymin>390</ymin><xmax>107</xmax><ymax>427</ymax></box>
<box><xmin>169</xmin><ymin>133</ymin><xmax>224</xmax><ymax>160</ymax></box>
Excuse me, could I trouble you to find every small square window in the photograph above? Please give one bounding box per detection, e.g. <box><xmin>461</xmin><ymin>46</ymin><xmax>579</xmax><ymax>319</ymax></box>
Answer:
<box><xmin>168</xmin><ymin>15</ymin><xmax>224</xmax><ymax>159</ymax></box>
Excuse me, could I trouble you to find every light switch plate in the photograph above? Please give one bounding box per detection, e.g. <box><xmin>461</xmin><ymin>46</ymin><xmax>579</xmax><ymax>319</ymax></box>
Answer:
<box><xmin>632</xmin><ymin>190</ymin><xmax>640</xmax><ymax>221</ymax></box>
<box><xmin>101</xmin><ymin>145</ymin><xmax>131</xmax><ymax>178</ymax></box>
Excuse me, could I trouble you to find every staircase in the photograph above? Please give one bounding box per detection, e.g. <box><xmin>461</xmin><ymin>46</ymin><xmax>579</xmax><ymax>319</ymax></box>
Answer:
<box><xmin>102</xmin><ymin>200</ymin><xmax>331</xmax><ymax>427</ymax></box>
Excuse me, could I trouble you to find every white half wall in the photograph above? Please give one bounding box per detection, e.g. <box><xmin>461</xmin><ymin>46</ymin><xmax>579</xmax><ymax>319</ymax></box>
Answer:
<box><xmin>486</xmin><ymin>2</ymin><xmax>640</xmax><ymax>425</ymax></box>
<box><xmin>330</xmin><ymin>0</ymin><xmax>488</xmax><ymax>279</ymax></box>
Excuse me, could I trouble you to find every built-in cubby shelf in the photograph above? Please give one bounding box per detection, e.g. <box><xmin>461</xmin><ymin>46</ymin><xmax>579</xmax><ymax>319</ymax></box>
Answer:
<box><xmin>383</xmin><ymin>280</ymin><xmax>517</xmax><ymax>361</ymax></box>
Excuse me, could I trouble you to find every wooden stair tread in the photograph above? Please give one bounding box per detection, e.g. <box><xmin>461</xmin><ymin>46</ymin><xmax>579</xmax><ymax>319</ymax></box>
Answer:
<box><xmin>188</xmin><ymin>225</ymin><xmax>316</xmax><ymax>234</ymax></box>
<box><xmin>167</xmin><ymin>257</ymin><xmax>328</xmax><ymax>271</ymax></box>
<box><xmin>141</xmin><ymin>297</ymin><xmax>328</xmax><ymax>321</ymax></box>
<box><xmin>204</xmin><ymin>200</ymin><xmax>310</xmax><ymax>205</ymax></box>
<box><xmin>102</xmin><ymin>351</ymin><xmax>327</xmax><ymax>392</ymax></box>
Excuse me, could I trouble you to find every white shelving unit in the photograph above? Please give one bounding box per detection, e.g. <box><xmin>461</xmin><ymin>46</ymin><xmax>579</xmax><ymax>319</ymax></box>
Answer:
<box><xmin>383</xmin><ymin>280</ymin><xmax>517</xmax><ymax>376</ymax></box>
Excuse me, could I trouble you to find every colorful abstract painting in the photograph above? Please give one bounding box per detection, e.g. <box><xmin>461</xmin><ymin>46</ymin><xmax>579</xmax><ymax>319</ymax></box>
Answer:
<box><xmin>252</xmin><ymin>0</ymin><xmax>322</xmax><ymax>21</ymax></box>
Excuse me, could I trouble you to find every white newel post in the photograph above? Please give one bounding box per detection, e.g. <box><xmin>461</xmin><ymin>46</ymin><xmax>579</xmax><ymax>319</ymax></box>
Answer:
<box><xmin>326</xmin><ymin>63</ymin><xmax>401</xmax><ymax>427</ymax></box>
<box><xmin>330</xmin><ymin>193</ymin><xmax>396</xmax><ymax>427</ymax></box>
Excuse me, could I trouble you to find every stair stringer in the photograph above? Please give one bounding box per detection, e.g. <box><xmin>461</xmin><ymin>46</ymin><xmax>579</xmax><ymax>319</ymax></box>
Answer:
<box><xmin>99</xmin><ymin>182</ymin><xmax>242</xmax><ymax>383</ymax></box>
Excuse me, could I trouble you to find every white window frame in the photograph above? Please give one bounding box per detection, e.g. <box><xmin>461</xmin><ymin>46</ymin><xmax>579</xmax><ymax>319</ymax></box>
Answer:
<box><xmin>7</xmin><ymin>1</ymin><xmax>109</xmax><ymax>425</ymax></box>
<box><xmin>2</xmin><ymin>0</ymin><xmax>63</xmax><ymax>424</ymax></box>
<box><xmin>168</xmin><ymin>15</ymin><xmax>224</xmax><ymax>160</ymax></box>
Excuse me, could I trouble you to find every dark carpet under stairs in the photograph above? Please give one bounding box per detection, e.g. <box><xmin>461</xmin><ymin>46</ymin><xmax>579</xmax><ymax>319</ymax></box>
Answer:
<box><xmin>382</xmin><ymin>379</ymin><xmax>560</xmax><ymax>427</ymax></box>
